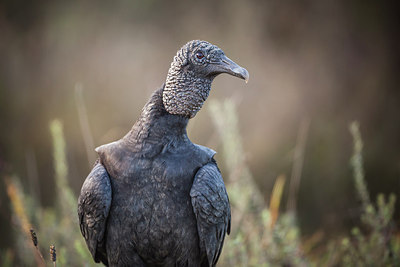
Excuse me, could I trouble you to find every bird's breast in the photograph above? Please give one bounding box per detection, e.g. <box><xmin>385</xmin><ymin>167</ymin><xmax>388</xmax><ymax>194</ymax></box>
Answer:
<box><xmin>106</xmin><ymin>142</ymin><xmax>213</xmax><ymax>263</ymax></box>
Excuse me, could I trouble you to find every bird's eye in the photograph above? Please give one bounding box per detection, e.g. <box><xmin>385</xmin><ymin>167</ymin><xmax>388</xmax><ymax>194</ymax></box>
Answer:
<box><xmin>196</xmin><ymin>51</ymin><xmax>204</xmax><ymax>60</ymax></box>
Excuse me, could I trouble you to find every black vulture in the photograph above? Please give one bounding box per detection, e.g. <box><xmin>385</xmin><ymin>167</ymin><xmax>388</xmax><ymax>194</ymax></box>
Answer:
<box><xmin>78</xmin><ymin>40</ymin><xmax>249</xmax><ymax>266</ymax></box>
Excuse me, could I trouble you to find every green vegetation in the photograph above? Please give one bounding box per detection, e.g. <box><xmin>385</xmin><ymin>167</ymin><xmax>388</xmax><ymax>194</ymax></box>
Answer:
<box><xmin>3</xmin><ymin>103</ymin><xmax>399</xmax><ymax>266</ymax></box>
<box><xmin>338</xmin><ymin>123</ymin><xmax>399</xmax><ymax>266</ymax></box>
<box><xmin>4</xmin><ymin>120</ymin><xmax>94</xmax><ymax>266</ymax></box>
<box><xmin>212</xmin><ymin>101</ymin><xmax>399</xmax><ymax>266</ymax></box>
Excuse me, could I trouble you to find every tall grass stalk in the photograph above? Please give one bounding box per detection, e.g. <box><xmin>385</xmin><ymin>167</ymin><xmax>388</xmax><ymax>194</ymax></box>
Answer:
<box><xmin>269</xmin><ymin>175</ymin><xmax>286</xmax><ymax>229</ymax></box>
<box><xmin>75</xmin><ymin>83</ymin><xmax>96</xmax><ymax>167</ymax></box>
<box><xmin>349</xmin><ymin>122</ymin><xmax>371</xmax><ymax>211</ymax></box>
<box><xmin>287</xmin><ymin>118</ymin><xmax>310</xmax><ymax>212</ymax></box>
<box><xmin>50</xmin><ymin>120</ymin><xmax>77</xmax><ymax>218</ymax></box>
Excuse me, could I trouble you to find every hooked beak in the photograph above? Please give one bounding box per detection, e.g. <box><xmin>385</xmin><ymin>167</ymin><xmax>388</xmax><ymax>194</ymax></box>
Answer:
<box><xmin>218</xmin><ymin>55</ymin><xmax>249</xmax><ymax>83</ymax></box>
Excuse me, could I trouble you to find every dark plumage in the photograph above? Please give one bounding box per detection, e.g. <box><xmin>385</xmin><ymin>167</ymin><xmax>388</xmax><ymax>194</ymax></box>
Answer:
<box><xmin>78</xmin><ymin>40</ymin><xmax>249</xmax><ymax>266</ymax></box>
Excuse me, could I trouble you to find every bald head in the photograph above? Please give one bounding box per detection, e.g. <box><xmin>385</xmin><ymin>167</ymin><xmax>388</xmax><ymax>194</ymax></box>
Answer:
<box><xmin>163</xmin><ymin>40</ymin><xmax>249</xmax><ymax>118</ymax></box>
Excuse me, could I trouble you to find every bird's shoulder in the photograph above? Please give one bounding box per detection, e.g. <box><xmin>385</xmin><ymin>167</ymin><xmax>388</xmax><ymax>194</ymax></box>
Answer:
<box><xmin>192</xmin><ymin>144</ymin><xmax>216</xmax><ymax>159</ymax></box>
<box><xmin>94</xmin><ymin>139</ymin><xmax>144</xmax><ymax>179</ymax></box>
<box><xmin>160</xmin><ymin>142</ymin><xmax>216</xmax><ymax>163</ymax></box>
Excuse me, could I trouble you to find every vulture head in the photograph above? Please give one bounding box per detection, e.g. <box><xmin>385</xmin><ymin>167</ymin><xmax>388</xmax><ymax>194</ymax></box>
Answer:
<box><xmin>163</xmin><ymin>40</ymin><xmax>249</xmax><ymax>118</ymax></box>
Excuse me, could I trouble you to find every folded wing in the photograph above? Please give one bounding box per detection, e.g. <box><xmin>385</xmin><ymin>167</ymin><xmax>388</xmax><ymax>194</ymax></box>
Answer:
<box><xmin>78</xmin><ymin>162</ymin><xmax>112</xmax><ymax>265</ymax></box>
<box><xmin>190</xmin><ymin>161</ymin><xmax>231</xmax><ymax>267</ymax></box>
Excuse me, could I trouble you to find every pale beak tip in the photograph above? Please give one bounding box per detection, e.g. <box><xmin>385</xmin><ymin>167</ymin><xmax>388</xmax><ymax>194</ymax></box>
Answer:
<box><xmin>233</xmin><ymin>66</ymin><xmax>249</xmax><ymax>83</ymax></box>
<box><xmin>243</xmin><ymin>69</ymin><xmax>249</xmax><ymax>83</ymax></box>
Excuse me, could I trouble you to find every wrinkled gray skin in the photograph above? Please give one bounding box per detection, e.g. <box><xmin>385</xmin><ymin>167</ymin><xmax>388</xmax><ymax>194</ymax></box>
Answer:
<box><xmin>78</xmin><ymin>40</ymin><xmax>249</xmax><ymax>267</ymax></box>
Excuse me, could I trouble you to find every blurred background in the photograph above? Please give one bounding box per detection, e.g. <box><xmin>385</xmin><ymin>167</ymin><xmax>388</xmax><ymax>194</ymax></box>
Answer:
<box><xmin>0</xmin><ymin>0</ymin><xmax>399</xmax><ymax>264</ymax></box>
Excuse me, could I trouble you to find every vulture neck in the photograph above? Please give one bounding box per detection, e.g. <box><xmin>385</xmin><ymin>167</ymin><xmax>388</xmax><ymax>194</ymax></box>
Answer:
<box><xmin>124</xmin><ymin>87</ymin><xmax>190</xmax><ymax>146</ymax></box>
<box><xmin>163</xmin><ymin>58</ymin><xmax>212</xmax><ymax>118</ymax></box>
